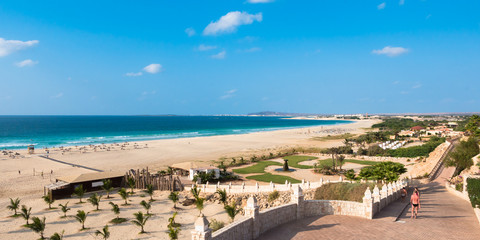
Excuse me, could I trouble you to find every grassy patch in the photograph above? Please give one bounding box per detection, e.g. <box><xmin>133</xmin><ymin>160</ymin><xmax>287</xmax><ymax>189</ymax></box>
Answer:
<box><xmin>317</xmin><ymin>159</ymin><xmax>379</xmax><ymax>167</ymax></box>
<box><xmin>246</xmin><ymin>173</ymin><xmax>301</xmax><ymax>184</ymax></box>
<box><xmin>310</xmin><ymin>133</ymin><xmax>355</xmax><ymax>141</ymax></box>
<box><xmin>233</xmin><ymin>161</ymin><xmax>282</xmax><ymax>174</ymax></box>
<box><xmin>283</xmin><ymin>155</ymin><xmax>318</xmax><ymax>169</ymax></box>
<box><xmin>314</xmin><ymin>182</ymin><xmax>379</xmax><ymax>202</ymax></box>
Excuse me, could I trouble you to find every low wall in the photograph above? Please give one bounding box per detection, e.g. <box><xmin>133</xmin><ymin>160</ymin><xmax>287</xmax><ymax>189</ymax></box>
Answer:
<box><xmin>304</xmin><ymin>200</ymin><xmax>365</xmax><ymax>218</ymax></box>
<box><xmin>193</xmin><ymin>180</ymin><xmax>407</xmax><ymax>240</ymax></box>
<box><xmin>212</xmin><ymin>217</ymin><xmax>253</xmax><ymax>240</ymax></box>
<box><xmin>445</xmin><ymin>176</ymin><xmax>480</xmax><ymax>225</ymax></box>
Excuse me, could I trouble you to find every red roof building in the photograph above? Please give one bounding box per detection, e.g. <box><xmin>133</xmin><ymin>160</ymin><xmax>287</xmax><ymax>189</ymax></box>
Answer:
<box><xmin>411</xmin><ymin>126</ymin><xmax>425</xmax><ymax>131</ymax></box>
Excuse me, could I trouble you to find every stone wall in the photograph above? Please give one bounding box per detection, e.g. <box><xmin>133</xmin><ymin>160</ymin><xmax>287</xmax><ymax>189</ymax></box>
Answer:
<box><xmin>192</xmin><ymin>180</ymin><xmax>407</xmax><ymax>240</ymax></box>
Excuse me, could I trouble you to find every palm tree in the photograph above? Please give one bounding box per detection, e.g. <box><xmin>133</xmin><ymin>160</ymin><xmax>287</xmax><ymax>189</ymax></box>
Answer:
<box><xmin>118</xmin><ymin>188</ymin><xmax>129</xmax><ymax>205</ymax></box>
<box><xmin>7</xmin><ymin>197</ymin><xmax>20</xmax><ymax>216</ymax></box>
<box><xmin>74</xmin><ymin>210</ymin><xmax>88</xmax><ymax>230</ymax></box>
<box><xmin>167</xmin><ymin>212</ymin><xmax>180</xmax><ymax>228</ymax></box>
<box><xmin>20</xmin><ymin>205</ymin><xmax>32</xmax><ymax>225</ymax></box>
<box><xmin>25</xmin><ymin>216</ymin><xmax>46</xmax><ymax>240</ymax></box>
<box><xmin>191</xmin><ymin>185</ymin><xmax>200</xmax><ymax>200</ymax></box>
<box><xmin>42</xmin><ymin>195</ymin><xmax>55</xmax><ymax>209</ymax></box>
<box><xmin>145</xmin><ymin>184</ymin><xmax>154</xmax><ymax>201</ymax></box>
<box><xmin>131</xmin><ymin>211</ymin><xmax>149</xmax><ymax>234</ymax></box>
<box><xmin>95</xmin><ymin>225</ymin><xmax>110</xmax><ymax>240</ymax></box>
<box><xmin>167</xmin><ymin>226</ymin><xmax>180</xmax><ymax>240</ymax></box>
<box><xmin>224</xmin><ymin>201</ymin><xmax>242</xmax><ymax>223</ymax></box>
<box><xmin>216</xmin><ymin>189</ymin><xmax>227</xmax><ymax>206</ymax></box>
<box><xmin>73</xmin><ymin>185</ymin><xmax>86</xmax><ymax>203</ymax></box>
<box><xmin>168</xmin><ymin>191</ymin><xmax>179</xmax><ymax>209</ymax></box>
<box><xmin>127</xmin><ymin>177</ymin><xmax>135</xmax><ymax>194</ymax></box>
<box><xmin>87</xmin><ymin>193</ymin><xmax>102</xmax><ymax>211</ymax></box>
<box><xmin>109</xmin><ymin>202</ymin><xmax>120</xmax><ymax>219</ymax></box>
<box><xmin>195</xmin><ymin>197</ymin><xmax>204</xmax><ymax>215</ymax></box>
<box><xmin>102</xmin><ymin>179</ymin><xmax>113</xmax><ymax>198</ymax></box>
<box><xmin>49</xmin><ymin>230</ymin><xmax>64</xmax><ymax>240</ymax></box>
<box><xmin>140</xmin><ymin>200</ymin><xmax>151</xmax><ymax>215</ymax></box>
<box><xmin>337</xmin><ymin>155</ymin><xmax>346</xmax><ymax>170</ymax></box>
<box><xmin>59</xmin><ymin>202</ymin><xmax>71</xmax><ymax>218</ymax></box>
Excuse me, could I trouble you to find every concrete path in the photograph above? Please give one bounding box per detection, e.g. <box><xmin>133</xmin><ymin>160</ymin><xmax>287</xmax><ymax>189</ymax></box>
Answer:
<box><xmin>38</xmin><ymin>155</ymin><xmax>103</xmax><ymax>172</ymax></box>
<box><xmin>259</xmin><ymin>167</ymin><xmax>480</xmax><ymax>240</ymax></box>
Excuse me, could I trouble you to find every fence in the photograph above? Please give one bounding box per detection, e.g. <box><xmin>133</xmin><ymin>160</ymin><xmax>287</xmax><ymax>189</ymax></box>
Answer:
<box><xmin>124</xmin><ymin>168</ymin><xmax>184</xmax><ymax>191</ymax></box>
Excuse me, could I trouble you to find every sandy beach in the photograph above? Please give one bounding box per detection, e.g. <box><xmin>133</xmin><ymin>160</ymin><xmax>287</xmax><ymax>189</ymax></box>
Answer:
<box><xmin>0</xmin><ymin>119</ymin><xmax>378</xmax><ymax>239</ymax></box>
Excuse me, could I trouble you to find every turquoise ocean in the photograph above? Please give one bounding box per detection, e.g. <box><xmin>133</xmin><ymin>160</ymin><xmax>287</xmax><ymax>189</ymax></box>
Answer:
<box><xmin>0</xmin><ymin>116</ymin><xmax>351</xmax><ymax>150</ymax></box>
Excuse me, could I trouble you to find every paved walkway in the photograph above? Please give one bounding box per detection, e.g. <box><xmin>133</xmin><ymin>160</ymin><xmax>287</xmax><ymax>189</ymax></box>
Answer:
<box><xmin>38</xmin><ymin>155</ymin><xmax>103</xmax><ymax>172</ymax></box>
<box><xmin>260</xmin><ymin>168</ymin><xmax>480</xmax><ymax>240</ymax></box>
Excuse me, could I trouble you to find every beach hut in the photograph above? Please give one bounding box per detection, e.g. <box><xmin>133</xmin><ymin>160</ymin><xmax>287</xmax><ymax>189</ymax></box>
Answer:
<box><xmin>45</xmin><ymin>171</ymin><xmax>124</xmax><ymax>199</ymax></box>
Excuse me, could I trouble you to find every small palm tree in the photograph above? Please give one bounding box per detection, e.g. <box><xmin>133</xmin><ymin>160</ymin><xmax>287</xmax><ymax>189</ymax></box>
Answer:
<box><xmin>216</xmin><ymin>189</ymin><xmax>227</xmax><ymax>206</ymax></box>
<box><xmin>95</xmin><ymin>225</ymin><xmax>110</xmax><ymax>240</ymax></box>
<box><xmin>73</xmin><ymin>185</ymin><xmax>86</xmax><ymax>203</ymax></box>
<box><xmin>20</xmin><ymin>205</ymin><xmax>32</xmax><ymax>225</ymax></box>
<box><xmin>118</xmin><ymin>188</ymin><xmax>129</xmax><ymax>205</ymax></box>
<box><xmin>102</xmin><ymin>179</ymin><xmax>113</xmax><ymax>198</ymax></box>
<box><xmin>42</xmin><ymin>195</ymin><xmax>55</xmax><ymax>209</ymax></box>
<box><xmin>109</xmin><ymin>202</ymin><xmax>120</xmax><ymax>218</ymax></box>
<box><xmin>224</xmin><ymin>201</ymin><xmax>242</xmax><ymax>223</ymax></box>
<box><xmin>167</xmin><ymin>212</ymin><xmax>181</xmax><ymax>228</ymax></box>
<box><xmin>7</xmin><ymin>197</ymin><xmax>20</xmax><ymax>216</ymax></box>
<box><xmin>49</xmin><ymin>230</ymin><xmax>64</xmax><ymax>240</ymax></box>
<box><xmin>131</xmin><ymin>211</ymin><xmax>150</xmax><ymax>234</ymax></box>
<box><xmin>168</xmin><ymin>191</ymin><xmax>179</xmax><ymax>209</ymax></box>
<box><xmin>140</xmin><ymin>200</ymin><xmax>151</xmax><ymax>215</ymax></box>
<box><xmin>127</xmin><ymin>177</ymin><xmax>136</xmax><ymax>194</ymax></box>
<box><xmin>59</xmin><ymin>202</ymin><xmax>71</xmax><ymax>218</ymax></box>
<box><xmin>87</xmin><ymin>193</ymin><xmax>102</xmax><ymax>211</ymax></box>
<box><xmin>195</xmin><ymin>197</ymin><xmax>204</xmax><ymax>215</ymax></box>
<box><xmin>74</xmin><ymin>210</ymin><xmax>88</xmax><ymax>230</ymax></box>
<box><xmin>25</xmin><ymin>216</ymin><xmax>46</xmax><ymax>240</ymax></box>
<box><xmin>167</xmin><ymin>225</ymin><xmax>180</xmax><ymax>240</ymax></box>
<box><xmin>145</xmin><ymin>184</ymin><xmax>154</xmax><ymax>201</ymax></box>
<box><xmin>191</xmin><ymin>185</ymin><xmax>200</xmax><ymax>200</ymax></box>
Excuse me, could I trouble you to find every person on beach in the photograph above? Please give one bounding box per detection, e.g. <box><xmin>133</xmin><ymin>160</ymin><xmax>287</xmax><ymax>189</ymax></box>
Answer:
<box><xmin>410</xmin><ymin>189</ymin><xmax>420</xmax><ymax>219</ymax></box>
<box><xmin>401</xmin><ymin>187</ymin><xmax>407</xmax><ymax>202</ymax></box>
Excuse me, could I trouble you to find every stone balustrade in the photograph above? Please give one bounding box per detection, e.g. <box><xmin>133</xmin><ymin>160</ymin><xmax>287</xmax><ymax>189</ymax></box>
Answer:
<box><xmin>191</xmin><ymin>180</ymin><xmax>408</xmax><ymax>240</ymax></box>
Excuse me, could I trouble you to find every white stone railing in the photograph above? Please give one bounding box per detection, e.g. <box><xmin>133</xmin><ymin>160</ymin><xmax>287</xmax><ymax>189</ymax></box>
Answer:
<box><xmin>191</xmin><ymin>179</ymin><xmax>408</xmax><ymax>240</ymax></box>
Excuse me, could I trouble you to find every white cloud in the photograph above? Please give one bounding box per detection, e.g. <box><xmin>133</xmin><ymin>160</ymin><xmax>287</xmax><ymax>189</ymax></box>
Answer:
<box><xmin>143</xmin><ymin>63</ymin><xmax>162</xmax><ymax>74</ymax></box>
<box><xmin>203</xmin><ymin>11</ymin><xmax>262</xmax><ymax>36</ymax></box>
<box><xmin>247</xmin><ymin>0</ymin><xmax>274</xmax><ymax>3</ymax></box>
<box><xmin>372</xmin><ymin>46</ymin><xmax>409</xmax><ymax>57</ymax></box>
<box><xmin>220</xmin><ymin>89</ymin><xmax>237</xmax><ymax>99</ymax></box>
<box><xmin>211</xmin><ymin>51</ymin><xmax>226</xmax><ymax>59</ymax></box>
<box><xmin>377</xmin><ymin>2</ymin><xmax>386</xmax><ymax>10</ymax></box>
<box><xmin>243</xmin><ymin>47</ymin><xmax>261</xmax><ymax>52</ymax></box>
<box><xmin>185</xmin><ymin>27</ymin><xmax>196</xmax><ymax>37</ymax></box>
<box><xmin>412</xmin><ymin>83</ymin><xmax>422</xmax><ymax>89</ymax></box>
<box><xmin>15</xmin><ymin>59</ymin><xmax>38</xmax><ymax>67</ymax></box>
<box><xmin>399</xmin><ymin>0</ymin><xmax>405</xmax><ymax>5</ymax></box>
<box><xmin>0</xmin><ymin>38</ymin><xmax>39</xmax><ymax>57</ymax></box>
<box><xmin>126</xmin><ymin>72</ymin><xmax>143</xmax><ymax>77</ymax></box>
<box><xmin>51</xmin><ymin>93</ymin><xmax>64</xmax><ymax>99</ymax></box>
<box><xmin>197</xmin><ymin>44</ymin><xmax>217</xmax><ymax>51</ymax></box>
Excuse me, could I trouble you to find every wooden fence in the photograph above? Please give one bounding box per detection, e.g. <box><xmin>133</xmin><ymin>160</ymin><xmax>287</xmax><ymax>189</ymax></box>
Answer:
<box><xmin>124</xmin><ymin>168</ymin><xmax>184</xmax><ymax>191</ymax></box>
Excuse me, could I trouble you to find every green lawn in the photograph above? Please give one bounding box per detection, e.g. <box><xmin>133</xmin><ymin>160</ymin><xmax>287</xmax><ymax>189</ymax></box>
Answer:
<box><xmin>283</xmin><ymin>155</ymin><xmax>318</xmax><ymax>169</ymax></box>
<box><xmin>246</xmin><ymin>173</ymin><xmax>302</xmax><ymax>184</ymax></box>
<box><xmin>233</xmin><ymin>161</ymin><xmax>282</xmax><ymax>174</ymax></box>
<box><xmin>317</xmin><ymin>159</ymin><xmax>379</xmax><ymax>167</ymax></box>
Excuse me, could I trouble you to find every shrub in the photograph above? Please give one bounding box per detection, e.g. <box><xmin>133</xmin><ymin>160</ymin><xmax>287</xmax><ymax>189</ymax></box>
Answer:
<box><xmin>358</xmin><ymin>161</ymin><xmax>406</xmax><ymax>181</ymax></box>
<box><xmin>314</xmin><ymin>183</ymin><xmax>379</xmax><ymax>202</ymax></box>
<box><xmin>268</xmin><ymin>190</ymin><xmax>280</xmax><ymax>202</ymax></box>
<box><xmin>344</xmin><ymin>169</ymin><xmax>356</xmax><ymax>181</ymax></box>
<box><xmin>467</xmin><ymin>178</ymin><xmax>480</xmax><ymax>208</ymax></box>
<box><xmin>387</xmin><ymin>137</ymin><xmax>445</xmax><ymax>158</ymax></box>
<box><xmin>209</xmin><ymin>219</ymin><xmax>225</xmax><ymax>232</ymax></box>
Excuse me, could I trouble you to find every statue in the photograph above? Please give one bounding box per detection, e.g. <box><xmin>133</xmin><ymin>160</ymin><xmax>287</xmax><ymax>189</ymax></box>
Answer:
<box><xmin>283</xmin><ymin>159</ymin><xmax>289</xmax><ymax>171</ymax></box>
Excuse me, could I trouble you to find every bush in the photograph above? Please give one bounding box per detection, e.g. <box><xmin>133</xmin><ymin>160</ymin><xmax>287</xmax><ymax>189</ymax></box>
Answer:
<box><xmin>314</xmin><ymin>183</ymin><xmax>378</xmax><ymax>202</ymax></box>
<box><xmin>268</xmin><ymin>190</ymin><xmax>280</xmax><ymax>202</ymax></box>
<box><xmin>209</xmin><ymin>219</ymin><xmax>225</xmax><ymax>232</ymax></box>
<box><xmin>455</xmin><ymin>183</ymin><xmax>463</xmax><ymax>192</ymax></box>
<box><xmin>193</xmin><ymin>172</ymin><xmax>216</xmax><ymax>184</ymax></box>
<box><xmin>467</xmin><ymin>178</ymin><xmax>480</xmax><ymax>208</ymax></box>
<box><xmin>387</xmin><ymin>137</ymin><xmax>445</xmax><ymax>158</ymax></box>
<box><xmin>358</xmin><ymin>161</ymin><xmax>406</xmax><ymax>181</ymax></box>
<box><xmin>344</xmin><ymin>169</ymin><xmax>356</xmax><ymax>181</ymax></box>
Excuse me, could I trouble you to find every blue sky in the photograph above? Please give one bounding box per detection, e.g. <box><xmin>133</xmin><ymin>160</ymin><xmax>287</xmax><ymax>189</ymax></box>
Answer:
<box><xmin>0</xmin><ymin>0</ymin><xmax>479</xmax><ymax>115</ymax></box>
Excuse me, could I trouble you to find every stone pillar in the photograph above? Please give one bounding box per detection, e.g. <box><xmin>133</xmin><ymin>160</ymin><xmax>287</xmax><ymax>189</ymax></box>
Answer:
<box><xmin>380</xmin><ymin>184</ymin><xmax>388</xmax><ymax>209</ymax></box>
<box><xmin>463</xmin><ymin>174</ymin><xmax>469</xmax><ymax>194</ymax></box>
<box><xmin>363</xmin><ymin>188</ymin><xmax>373</xmax><ymax>219</ymax></box>
<box><xmin>244</xmin><ymin>196</ymin><xmax>260</xmax><ymax>239</ymax></box>
<box><xmin>391</xmin><ymin>182</ymin><xmax>397</xmax><ymax>200</ymax></box>
<box><xmin>191</xmin><ymin>214</ymin><xmax>212</xmax><ymax>240</ymax></box>
<box><xmin>242</xmin><ymin>182</ymin><xmax>245</xmax><ymax>193</ymax></box>
<box><xmin>387</xmin><ymin>183</ymin><xmax>393</xmax><ymax>205</ymax></box>
<box><xmin>291</xmin><ymin>185</ymin><xmax>304</xmax><ymax>219</ymax></box>
<box><xmin>255</xmin><ymin>182</ymin><xmax>259</xmax><ymax>192</ymax></box>
<box><xmin>372</xmin><ymin>185</ymin><xmax>381</xmax><ymax>213</ymax></box>
<box><xmin>271</xmin><ymin>183</ymin><xmax>275</xmax><ymax>191</ymax></box>
<box><xmin>319</xmin><ymin>177</ymin><xmax>323</xmax><ymax>186</ymax></box>
<box><xmin>339</xmin><ymin>176</ymin><xmax>343</xmax><ymax>182</ymax></box>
